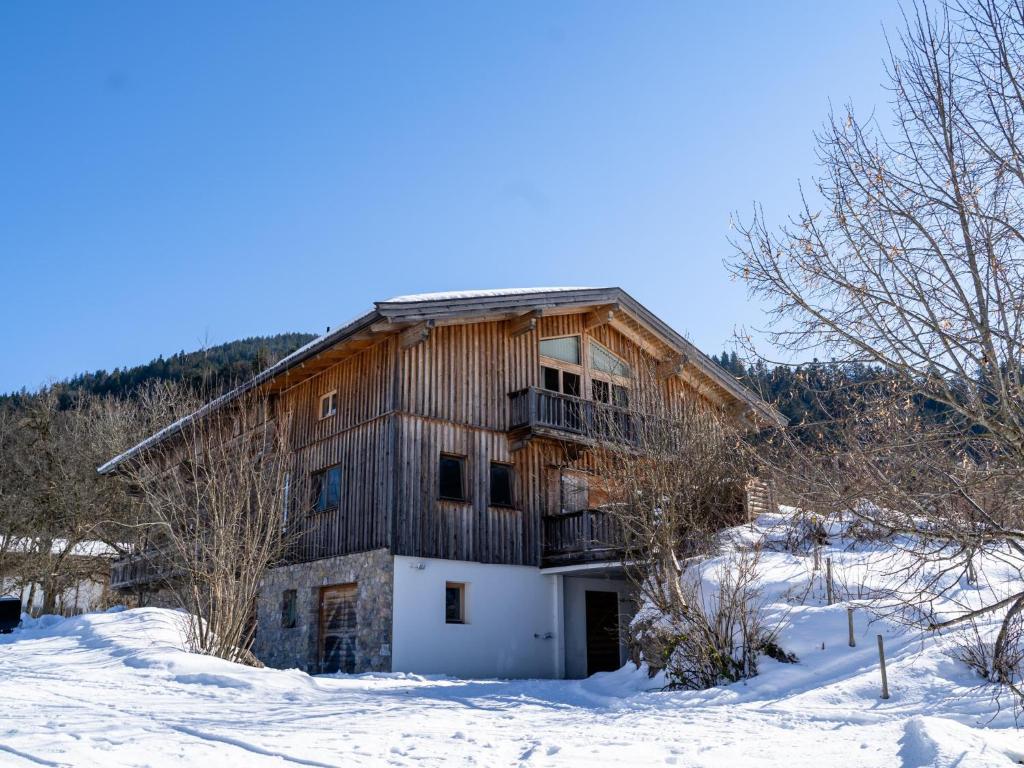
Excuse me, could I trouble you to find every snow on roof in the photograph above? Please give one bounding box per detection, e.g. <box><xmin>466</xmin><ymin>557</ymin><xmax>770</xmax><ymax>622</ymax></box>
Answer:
<box><xmin>382</xmin><ymin>287</ymin><xmax>602</xmax><ymax>303</ymax></box>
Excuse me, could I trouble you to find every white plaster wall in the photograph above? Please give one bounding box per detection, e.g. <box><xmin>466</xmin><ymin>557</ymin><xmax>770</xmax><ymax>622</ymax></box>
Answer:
<box><xmin>391</xmin><ymin>556</ymin><xmax>558</xmax><ymax>679</ymax></box>
<box><xmin>2</xmin><ymin>577</ymin><xmax>107</xmax><ymax>616</ymax></box>
<box><xmin>562</xmin><ymin>575</ymin><xmax>635</xmax><ymax>680</ymax></box>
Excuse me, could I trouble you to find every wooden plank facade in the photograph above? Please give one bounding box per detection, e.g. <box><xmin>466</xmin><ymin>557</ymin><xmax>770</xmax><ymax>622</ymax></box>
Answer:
<box><xmin>104</xmin><ymin>288</ymin><xmax>785</xmax><ymax>573</ymax></box>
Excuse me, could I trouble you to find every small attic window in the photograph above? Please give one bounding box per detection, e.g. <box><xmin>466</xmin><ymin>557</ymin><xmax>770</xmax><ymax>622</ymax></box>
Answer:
<box><xmin>589</xmin><ymin>340</ymin><xmax>630</xmax><ymax>378</ymax></box>
<box><xmin>319</xmin><ymin>391</ymin><xmax>338</xmax><ymax>420</ymax></box>
<box><xmin>539</xmin><ymin>336</ymin><xmax>581</xmax><ymax>365</ymax></box>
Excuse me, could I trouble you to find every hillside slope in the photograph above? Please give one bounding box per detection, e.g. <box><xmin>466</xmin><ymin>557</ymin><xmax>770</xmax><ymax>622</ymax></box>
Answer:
<box><xmin>2</xmin><ymin>333</ymin><xmax>317</xmax><ymax>403</ymax></box>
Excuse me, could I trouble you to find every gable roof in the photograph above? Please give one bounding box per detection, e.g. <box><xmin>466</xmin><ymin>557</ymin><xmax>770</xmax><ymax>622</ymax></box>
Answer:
<box><xmin>98</xmin><ymin>287</ymin><xmax>785</xmax><ymax>474</ymax></box>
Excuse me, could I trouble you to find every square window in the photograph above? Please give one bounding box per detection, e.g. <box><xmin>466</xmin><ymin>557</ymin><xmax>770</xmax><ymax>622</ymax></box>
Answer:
<box><xmin>312</xmin><ymin>465</ymin><xmax>341</xmax><ymax>512</ymax></box>
<box><xmin>282</xmin><ymin>589</ymin><xmax>298</xmax><ymax>628</ymax></box>
<box><xmin>439</xmin><ymin>454</ymin><xmax>466</xmax><ymax>501</ymax></box>
<box><xmin>319</xmin><ymin>391</ymin><xmax>338</xmax><ymax>420</ymax></box>
<box><xmin>445</xmin><ymin>582</ymin><xmax>466</xmax><ymax>624</ymax></box>
<box><xmin>592</xmin><ymin>379</ymin><xmax>611</xmax><ymax>403</ymax></box>
<box><xmin>561</xmin><ymin>472</ymin><xmax>589</xmax><ymax>513</ymax></box>
<box><xmin>489</xmin><ymin>462</ymin><xmax>514</xmax><ymax>507</ymax></box>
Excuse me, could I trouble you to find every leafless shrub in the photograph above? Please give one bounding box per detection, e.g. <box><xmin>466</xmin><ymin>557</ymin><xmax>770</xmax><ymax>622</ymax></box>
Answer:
<box><xmin>0</xmin><ymin>389</ymin><xmax>147</xmax><ymax>615</ymax></box>
<box><xmin>633</xmin><ymin>549</ymin><xmax>794</xmax><ymax>689</ymax></box>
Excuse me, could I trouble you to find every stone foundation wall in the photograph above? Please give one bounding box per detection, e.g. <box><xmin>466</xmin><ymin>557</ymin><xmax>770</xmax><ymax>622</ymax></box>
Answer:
<box><xmin>254</xmin><ymin>548</ymin><xmax>394</xmax><ymax>673</ymax></box>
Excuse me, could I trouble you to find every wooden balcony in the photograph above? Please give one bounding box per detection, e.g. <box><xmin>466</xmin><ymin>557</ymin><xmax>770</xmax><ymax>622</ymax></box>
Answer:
<box><xmin>541</xmin><ymin>508</ymin><xmax>624</xmax><ymax>567</ymax></box>
<box><xmin>109</xmin><ymin>548</ymin><xmax>176</xmax><ymax>590</ymax></box>
<box><xmin>508</xmin><ymin>387</ymin><xmax>637</xmax><ymax>446</ymax></box>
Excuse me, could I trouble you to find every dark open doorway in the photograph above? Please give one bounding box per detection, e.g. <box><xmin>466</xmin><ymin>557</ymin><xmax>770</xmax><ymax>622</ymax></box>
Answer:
<box><xmin>584</xmin><ymin>590</ymin><xmax>620</xmax><ymax>676</ymax></box>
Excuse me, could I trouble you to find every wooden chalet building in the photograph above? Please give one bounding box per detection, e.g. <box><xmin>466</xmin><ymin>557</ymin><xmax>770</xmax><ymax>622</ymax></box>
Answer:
<box><xmin>100</xmin><ymin>287</ymin><xmax>784</xmax><ymax>679</ymax></box>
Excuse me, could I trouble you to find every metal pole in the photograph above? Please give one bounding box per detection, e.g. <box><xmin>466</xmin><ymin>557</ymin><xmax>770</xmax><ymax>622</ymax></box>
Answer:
<box><xmin>877</xmin><ymin>635</ymin><xmax>890</xmax><ymax>699</ymax></box>
<box><xmin>847</xmin><ymin>608</ymin><xmax>855</xmax><ymax>647</ymax></box>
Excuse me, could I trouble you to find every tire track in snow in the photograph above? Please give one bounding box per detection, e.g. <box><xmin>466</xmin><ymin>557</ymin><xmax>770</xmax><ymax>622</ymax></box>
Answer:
<box><xmin>170</xmin><ymin>726</ymin><xmax>344</xmax><ymax>768</ymax></box>
<box><xmin>0</xmin><ymin>743</ymin><xmax>69</xmax><ymax>768</ymax></box>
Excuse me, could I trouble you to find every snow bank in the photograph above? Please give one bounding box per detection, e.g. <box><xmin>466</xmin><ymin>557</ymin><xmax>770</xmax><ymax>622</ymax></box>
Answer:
<box><xmin>1</xmin><ymin>514</ymin><xmax>1021</xmax><ymax>766</ymax></box>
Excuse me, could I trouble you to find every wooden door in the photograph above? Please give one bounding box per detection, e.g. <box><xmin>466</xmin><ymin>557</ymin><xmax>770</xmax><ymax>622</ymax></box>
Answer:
<box><xmin>584</xmin><ymin>590</ymin><xmax>620</xmax><ymax>676</ymax></box>
<box><xmin>319</xmin><ymin>583</ymin><xmax>358</xmax><ymax>674</ymax></box>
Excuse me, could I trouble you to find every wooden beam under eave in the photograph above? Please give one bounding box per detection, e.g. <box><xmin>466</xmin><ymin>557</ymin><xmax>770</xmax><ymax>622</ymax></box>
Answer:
<box><xmin>507</xmin><ymin>310</ymin><xmax>541</xmax><ymax>338</ymax></box>
<box><xmin>656</xmin><ymin>354</ymin><xmax>689</xmax><ymax>380</ymax></box>
<box><xmin>399</xmin><ymin>320</ymin><xmax>434</xmax><ymax>350</ymax></box>
<box><xmin>583</xmin><ymin>304</ymin><xmax>619</xmax><ymax>331</ymax></box>
<box><xmin>609</xmin><ymin>316</ymin><xmax>663</xmax><ymax>358</ymax></box>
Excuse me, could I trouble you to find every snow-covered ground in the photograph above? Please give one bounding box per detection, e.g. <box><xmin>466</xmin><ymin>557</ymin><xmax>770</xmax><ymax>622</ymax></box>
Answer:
<box><xmin>1</xmin><ymin>515</ymin><xmax>1022</xmax><ymax>767</ymax></box>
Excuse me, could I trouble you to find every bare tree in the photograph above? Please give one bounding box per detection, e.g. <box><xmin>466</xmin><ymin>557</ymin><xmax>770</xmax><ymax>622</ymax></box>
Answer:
<box><xmin>116</xmin><ymin>386</ymin><xmax>291</xmax><ymax>664</ymax></box>
<box><xmin>730</xmin><ymin>0</ymin><xmax>1024</xmax><ymax>697</ymax></box>
<box><xmin>0</xmin><ymin>390</ymin><xmax>141</xmax><ymax>614</ymax></box>
<box><xmin>588</xmin><ymin>368</ymin><xmax>785</xmax><ymax>686</ymax></box>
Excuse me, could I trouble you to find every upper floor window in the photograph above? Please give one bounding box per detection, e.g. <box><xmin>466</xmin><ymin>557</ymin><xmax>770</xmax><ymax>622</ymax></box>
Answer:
<box><xmin>589</xmin><ymin>340</ymin><xmax>630</xmax><ymax>378</ymax></box>
<box><xmin>539</xmin><ymin>335</ymin><xmax>581</xmax><ymax>365</ymax></box>
<box><xmin>312</xmin><ymin>465</ymin><xmax>341</xmax><ymax>512</ymax></box>
<box><xmin>542</xmin><ymin>366</ymin><xmax>581</xmax><ymax>397</ymax></box>
<box><xmin>439</xmin><ymin>454</ymin><xmax>467</xmax><ymax>501</ymax></box>
<box><xmin>489</xmin><ymin>462</ymin><xmax>514</xmax><ymax>507</ymax></box>
<box><xmin>592</xmin><ymin>379</ymin><xmax>630</xmax><ymax>407</ymax></box>
<box><xmin>282</xmin><ymin>472</ymin><xmax>291</xmax><ymax>530</ymax></box>
<box><xmin>319</xmin><ymin>391</ymin><xmax>338</xmax><ymax>420</ymax></box>
<box><xmin>560</xmin><ymin>472</ymin><xmax>589</xmax><ymax>513</ymax></box>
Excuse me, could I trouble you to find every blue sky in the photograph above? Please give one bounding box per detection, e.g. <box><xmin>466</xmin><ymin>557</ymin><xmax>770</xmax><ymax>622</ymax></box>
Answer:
<box><xmin>0</xmin><ymin>2</ymin><xmax>901</xmax><ymax>393</ymax></box>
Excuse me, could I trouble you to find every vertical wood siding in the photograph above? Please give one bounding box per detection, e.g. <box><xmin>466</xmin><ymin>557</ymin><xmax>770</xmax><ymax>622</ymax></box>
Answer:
<box><xmin>281</xmin><ymin>339</ymin><xmax>395</xmax><ymax>562</ymax></box>
<box><xmin>280</xmin><ymin>311</ymin><xmax>723</xmax><ymax>567</ymax></box>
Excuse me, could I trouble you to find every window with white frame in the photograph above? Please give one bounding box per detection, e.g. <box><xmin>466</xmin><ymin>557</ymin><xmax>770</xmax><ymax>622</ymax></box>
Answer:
<box><xmin>319</xmin><ymin>391</ymin><xmax>338</xmax><ymax>420</ymax></box>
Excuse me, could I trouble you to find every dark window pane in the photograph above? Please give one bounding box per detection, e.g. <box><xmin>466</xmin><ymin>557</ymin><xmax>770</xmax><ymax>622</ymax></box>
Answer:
<box><xmin>326</xmin><ymin>466</ymin><xmax>341</xmax><ymax>509</ymax></box>
<box><xmin>542</xmin><ymin>366</ymin><xmax>560</xmax><ymax>392</ymax></box>
<box><xmin>592</xmin><ymin>379</ymin><xmax>610</xmax><ymax>403</ymax></box>
<box><xmin>439</xmin><ymin>455</ymin><xmax>466</xmax><ymax>500</ymax></box>
<box><xmin>282</xmin><ymin>589</ymin><xmax>297</xmax><ymax>628</ymax></box>
<box><xmin>561</xmin><ymin>473</ymin><xmax>589</xmax><ymax>513</ymax></box>
<box><xmin>445</xmin><ymin>583</ymin><xmax>464</xmax><ymax>623</ymax></box>
<box><xmin>489</xmin><ymin>463</ymin><xmax>514</xmax><ymax>507</ymax></box>
<box><xmin>613</xmin><ymin>385</ymin><xmax>629</xmax><ymax>408</ymax></box>
<box><xmin>539</xmin><ymin>336</ymin><xmax>580</xmax><ymax>364</ymax></box>
<box><xmin>562</xmin><ymin>372</ymin><xmax>581</xmax><ymax>397</ymax></box>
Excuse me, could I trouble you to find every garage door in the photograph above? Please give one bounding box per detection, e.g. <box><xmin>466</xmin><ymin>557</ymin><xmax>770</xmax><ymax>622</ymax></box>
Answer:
<box><xmin>319</xmin><ymin>583</ymin><xmax>358</xmax><ymax>674</ymax></box>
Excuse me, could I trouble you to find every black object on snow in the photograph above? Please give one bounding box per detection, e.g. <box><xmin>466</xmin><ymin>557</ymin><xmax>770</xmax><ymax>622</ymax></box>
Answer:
<box><xmin>0</xmin><ymin>597</ymin><xmax>22</xmax><ymax>633</ymax></box>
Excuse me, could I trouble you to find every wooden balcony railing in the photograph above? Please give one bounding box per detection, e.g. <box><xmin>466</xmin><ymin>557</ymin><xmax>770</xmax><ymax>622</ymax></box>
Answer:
<box><xmin>508</xmin><ymin>387</ymin><xmax>637</xmax><ymax>443</ymax></box>
<box><xmin>542</xmin><ymin>508</ymin><xmax>624</xmax><ymax>566</ymax></box>
<box><xmin>109</xmin><ymin>548</ymin><xmax>177</xmax><ymax>590</ymax></box>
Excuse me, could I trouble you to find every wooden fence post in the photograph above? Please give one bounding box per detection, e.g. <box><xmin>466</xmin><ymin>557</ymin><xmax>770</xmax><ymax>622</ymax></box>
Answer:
<box><xmin>847</xmin><ymin>608</ymin><xmax>855</xmax><ymax>647</ymax></box>
<box><xmin>826</xmin><ymin>558</ymin><xmax>834</xmax><ymax>605</ymax></box>
<box><xmin>813</xmin><ymin>546</ymin><xmax>821</xmax><ymax>571</ymax></box>
<box><xmin>877</xmin><ymin>634</ymin><xmax>890</xmax><ymax>699</ymax></box>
